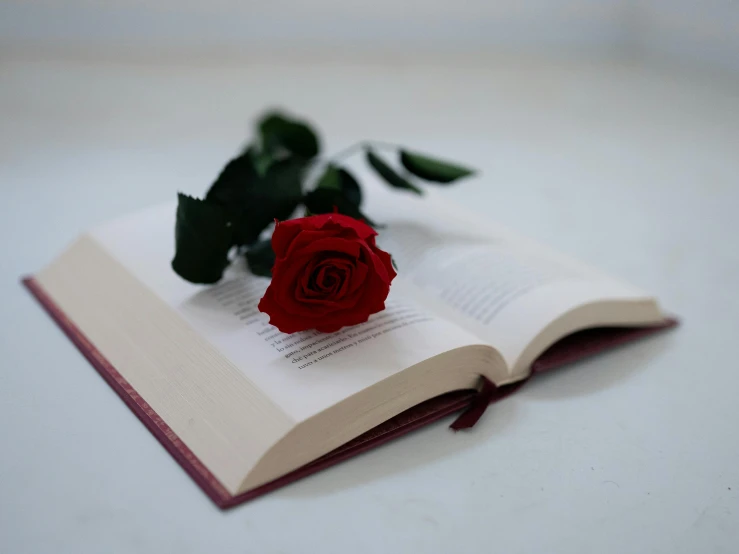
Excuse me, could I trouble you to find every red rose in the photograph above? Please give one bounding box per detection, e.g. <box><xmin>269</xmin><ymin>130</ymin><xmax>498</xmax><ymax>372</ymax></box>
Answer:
<box><xmin>258</xmin><ymin>213</ymin><xmax>397</xmax><ymax>334</ymax></box>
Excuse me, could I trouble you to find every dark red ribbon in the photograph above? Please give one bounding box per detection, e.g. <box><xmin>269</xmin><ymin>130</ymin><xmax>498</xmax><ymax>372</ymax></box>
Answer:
<box><xmin>449</xmin><ymin>376</ymin><xmax>528</xmax><ymax>431</ymax></box>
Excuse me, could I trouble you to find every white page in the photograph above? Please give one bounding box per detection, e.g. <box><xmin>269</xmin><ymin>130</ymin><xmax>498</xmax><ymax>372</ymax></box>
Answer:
<box><xmin>91</xmin><ymin>203</ymin><xmax>482</xmax><ymax>421</ymax></box>
<box><xmin>368</xmin><ymin>186</ymin><xmax>657</xmax><ymax>369</ymax></box>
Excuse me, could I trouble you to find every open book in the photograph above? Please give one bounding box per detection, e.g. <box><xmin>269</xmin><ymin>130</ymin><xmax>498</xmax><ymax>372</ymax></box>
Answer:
<box><xmin>25</xmin><ymin>185</ymin><xmax>674</xmax><ymax>508</ymax></box>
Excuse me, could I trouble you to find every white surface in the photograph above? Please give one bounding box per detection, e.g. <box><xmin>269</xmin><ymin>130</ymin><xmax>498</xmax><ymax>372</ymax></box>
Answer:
<box><xmin>2</xmin><ymin>1</ymin><xmax>739</xmax><ymax>72</ymax></box>
<box><xmin>1</xmin><ymin>51</ymin><xmax>739</xmax><ymax>553</ymax></box>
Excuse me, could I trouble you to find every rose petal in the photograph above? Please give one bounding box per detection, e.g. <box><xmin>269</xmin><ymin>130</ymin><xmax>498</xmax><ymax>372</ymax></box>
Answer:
<box><xmin>259</xmin><ymin>213</ymin><xmax>395</xmax><ymax>334</ymax></box>
<box><xmin>271</xmin><ymin>220</ymin><xmax>306</xmax><ymax>258</ymax></box>
<box><xmin>364</xmin><ymin>245</ymin><xmax>392</xmax><ymax>285</ymax></box>
<box><xmin>258</xmin><ymin>285</ymin><xmax>322</xmax><ymax>334</ymax></box>
<box><xmin>282</xmin><ymin>228</ymin><xmax>345</xmax><ymax>259</ymax></box>
<box><xmin>372</xmin><ymin>246</ymin><xmax>397</xmax><ymax>282</ymax></box>
<box><xmin>295</xmin><ymin>236</ymin><xmax>362</xmax><ymax>259</ymax></box>
<box><xmin>306</xmin><ymin>213</ymin><xmax>377</xmax><ymax>240</ymax></box>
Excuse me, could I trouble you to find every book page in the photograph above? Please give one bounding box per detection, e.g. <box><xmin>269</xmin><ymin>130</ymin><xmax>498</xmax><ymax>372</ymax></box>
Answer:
<box><xmin>368</xmin><ymin>186</ymin><xmax>661</xmax><ymax>374</ymax></box>
<box><xmin>91</xmin><ymin>203</ymin><xmax>485</xmax><ymax>421</ymax></box>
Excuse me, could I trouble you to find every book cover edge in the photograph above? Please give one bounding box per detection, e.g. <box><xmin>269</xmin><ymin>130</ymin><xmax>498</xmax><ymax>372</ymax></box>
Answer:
<box><xmin>21</xmin><ymin>276</ymin><xmax>479</xmax><ymax>509</ymax></box>
<box><xmin>21</xmin><ymin>276</ymin><xmax>678</xmax><ymax>509</ymax></box>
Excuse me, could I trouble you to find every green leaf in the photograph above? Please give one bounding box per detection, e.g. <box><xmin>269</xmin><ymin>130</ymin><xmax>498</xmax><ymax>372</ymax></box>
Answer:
<box><xmin>399</xmin><ymin>150</ymin><xmax>475</xmax><ymax>183</ymax></box>
<box><xmin>255</xmin><ymin>157</ymin><xmax>305</xmax><ymax>219</ymax></box>
<box><xmin>259</xmin><ymin>111</ymin><xmax>320</xmax><ymax>159</ymax></box>
<box><xmin>205</xmin><ymin>150</ymin><xmax>306</xmax><ymax>246</ymax></box>
<box><xmin>306</xmin><ymin>165</ymin><xmax>368</xmax><ymax>223</ymax></box>
<box><xmin>250</xmin><ymin>148</ymin><xmax>273</xmax><ymax>177</ymax></box>
<box><xmin>303</xmin><ymin>187</ymin><xmax>378</xmax><ymax>228</ymax></box>
<box><xmin>338</xmin><ymin>168</ymin><xmax>362</xmax><ymax>207</ymax></box>
<box><xmin>204</xmin><ymin>149</ymin><xmax>264</xmax><ymax>246</ymax></box>
<box><xmin>365</xmin><ymin>149</ymin><xmax>422</xmax><ymax>195</ymax></box>
<box><xmin>205</xmin><ymin>148</ymin><xmax>258</xmax><ymax>209</ymax></box>
<box><xmin>315</xmin><ymin>165</ymin><xmax>341</xmax><ymax>191</ymax></box>
<box><xmin>315</xmin><ymin>165</ymin><xmax>362</xmax><ymax>207</ymax></box>
<box><xmin>233</xmin><ymin>157</ymin><xmax>305</xmax><ymax>244</ymax></box>
<box><xmin>245</xmin><ymin>238</ymin><xmax>275</xmax><ymax>278</ymax></box>
<box><xmin>171</xmin><ymin>193</ymin><xmax>233</xmax><ymax>284</ymax></box>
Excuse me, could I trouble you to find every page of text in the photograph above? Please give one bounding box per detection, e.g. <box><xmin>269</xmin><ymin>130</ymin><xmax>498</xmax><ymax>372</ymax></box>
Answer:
<box><xmin>92</xmin><ymin>203</ymin><xmax>482</xmax><ymax>421</ymax></box>
<box><xmin>369</xmin><ymin>187</ymin><xmax>654</xmax><ymax>368</ymax></box>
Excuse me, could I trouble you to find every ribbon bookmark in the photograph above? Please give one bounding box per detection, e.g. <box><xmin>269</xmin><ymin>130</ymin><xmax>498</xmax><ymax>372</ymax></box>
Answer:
<box><xmin>449</xmin><ymin>376</ymin><xmax>529</xmax><ymax>431</ymax></box>
<box><xmin>449</xmin><ymin>376</ymin><xmax>498</xmax><ymax>431</ymax></box>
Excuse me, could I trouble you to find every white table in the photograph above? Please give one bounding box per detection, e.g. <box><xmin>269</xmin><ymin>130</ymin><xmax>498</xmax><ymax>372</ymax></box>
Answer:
<box><xmin>2</xmin><ymin>51</ymin><xmax>738</xmax><ymax>554</ymax></box>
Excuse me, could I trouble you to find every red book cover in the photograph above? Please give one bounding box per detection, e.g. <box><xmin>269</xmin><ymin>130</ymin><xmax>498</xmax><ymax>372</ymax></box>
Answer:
<box><xmin>23</xmin><ymin>276</ymin><xmax>677</xmax><ymax>510</ymax></box>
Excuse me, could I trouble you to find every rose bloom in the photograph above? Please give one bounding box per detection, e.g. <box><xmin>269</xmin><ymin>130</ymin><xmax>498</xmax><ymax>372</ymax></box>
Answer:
<box><xmin>258</xmin><ymin>213</ymin><xmax>397</xmax><ymax>333</ymax></box>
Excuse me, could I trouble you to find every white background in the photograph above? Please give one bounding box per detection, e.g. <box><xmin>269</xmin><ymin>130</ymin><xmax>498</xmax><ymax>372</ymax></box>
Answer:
<box><xmin>2</xmin><ymin>1</ymin><xmax>739</xmax><ymax>71</ymax></box>
<box><xmin>1</xmin><ymin>3</ymin><xmax>739</xmax><ymax>553</ymax></box>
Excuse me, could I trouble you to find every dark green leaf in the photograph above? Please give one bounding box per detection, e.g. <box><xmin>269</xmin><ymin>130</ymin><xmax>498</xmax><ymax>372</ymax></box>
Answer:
<box><xmin>232</xmin><ymin>157</ymin><xmax>305</xmax><ymax>244</ymax></box>
<box><xmin>399</xmin><ymin>150</ymin><xmax>475</xmax><ymax>183</ymax></box>
<box><xmin>205</xmin><ymin>150</ymin><xmax>306</xmax><ymax>246</ymax></box>
<box><xmin>245</xmin><ymin>238</ymin><xmax>275</xmax><ymax>277</ymax></box>
<box><xmin>303</xmin><ymin>187</ymin><xmax>379</xmax><ymax>228</ymax></box>
<box><xmin>365</xmin><ymin>149</ymin><xmax>422</xmax><ymax>195</ymax></box>
<box><xmin>259</xmin><ymin>111</ymin><xmax>320</xmax><ymax>158</ymax></box>
<box><xmin>205</xmin><ymin>148</ymin><xmax>258</xmax><ymax>209</ymax></box>
<box><xmin>250</xmin><ymin>148</ymin><xmax>273</xmax><ymax>177</ymax></box>
<box><xmin>315</xmin><ymin>165</ymin><xmax>362</xmax><ymax>207</ymax></box>
<box><xmin>171</xmin><ymin>193</ymin><xmax>233</xmax><ymax>284</ymax></box>
<box><xmin>338</xmin><ymin>168</ymin><xmax>362</xmax><ymax>207</ymax></box>
<box><xmin>204</xmin><ymin>149</ymin><xmax>265</xmax><ymax>246</ymax></box>
<box><xmin>315</xmin><ymin>165</ymin><xmax>341</xmax><ymax>191</ymax></box>
<box><xmin>256</xmin><ymin>157</ymin><xmax>305</xmax><ymax>219</ymax></box>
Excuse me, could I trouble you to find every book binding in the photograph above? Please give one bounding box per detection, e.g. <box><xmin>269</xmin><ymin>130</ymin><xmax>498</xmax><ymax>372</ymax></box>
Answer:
<box><xmin>22</xmin><ymin>276</ymin><xmax>677</xmax><ymax>509</ymax></box>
